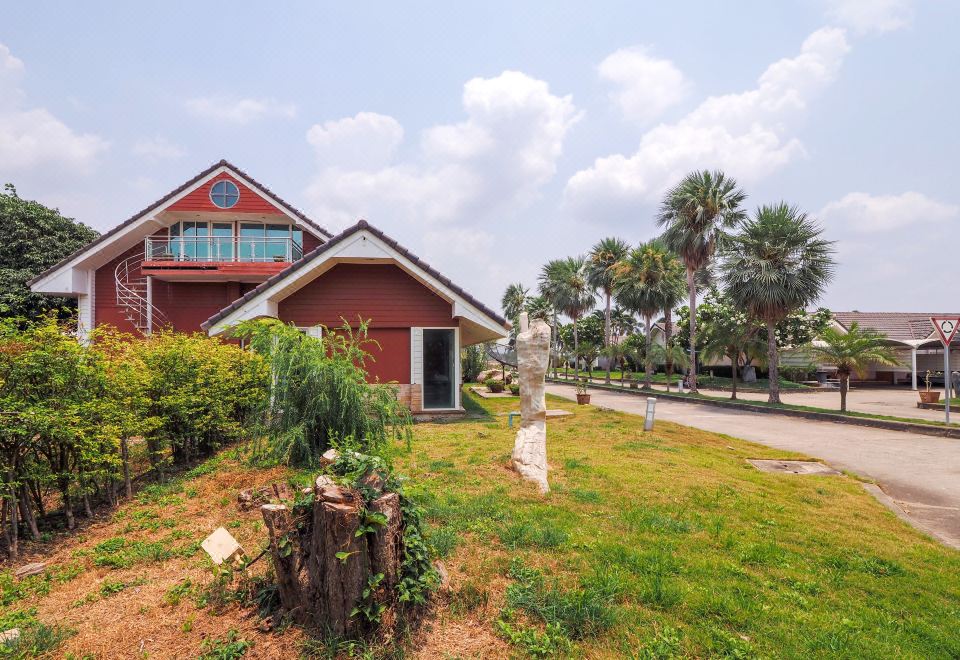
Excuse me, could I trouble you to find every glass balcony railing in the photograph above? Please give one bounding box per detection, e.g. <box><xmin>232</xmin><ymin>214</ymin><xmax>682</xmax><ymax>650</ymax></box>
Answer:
<box><xmin>144</xmin><ymin>236</ymin><xmax>304</xmax><ymax>263</ymax></box>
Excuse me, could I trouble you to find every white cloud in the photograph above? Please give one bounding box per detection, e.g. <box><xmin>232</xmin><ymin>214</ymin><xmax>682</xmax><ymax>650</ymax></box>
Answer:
<box><xmin>564</xmin><ymin>27</ymin><xmax>850</xmax><ymax>222</ymax></box>
<box><xmin>132</xmin><ymin>136</ymin><xmax>185</xmax><ymax>160</ymax></box>
<box><xmin>184</xmin><ymin>96</ymin><xmax>297</xmax><ymax>124</ymax></box>
<box><xmin>819</xmin><ymin>191</ymin><xmax>958</xmax><ymax>233</ymax></box>
<box><xmin>304</xmin><ymin>70</ymin><xmax>581</xmax><ymax>230</ymax></box>
<box><xmin>598</xmin><ymin>46</ymin><xmax>689</xmax><ymax>124</ymax></box>
<box><xmin>825</xmin><ymin>0</ymin><xmax>913</xmax><ymax>35</ymax></box>
<box><xmin>306</xmin><ymin>112</ymin><xmax>403</xmax><ymax>169</ymax></box>
<box><xmin>0</xmin><ymin>42</ymin><xmax>107</xmax><ymax>177</ymax></box>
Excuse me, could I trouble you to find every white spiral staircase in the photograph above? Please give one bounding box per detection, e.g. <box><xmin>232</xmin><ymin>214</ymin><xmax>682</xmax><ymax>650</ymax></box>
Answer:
<box><xmin>114</xmin><ymin>252</ymin><xmax>170</xmax><ymax>333</ymax></box>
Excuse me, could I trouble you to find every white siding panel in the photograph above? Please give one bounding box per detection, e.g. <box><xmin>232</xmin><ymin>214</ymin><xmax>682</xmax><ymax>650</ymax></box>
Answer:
<box><xmin>411</xmin><ymin>327</ymin><xmax>423</xmax><ymax>384</ymax></box>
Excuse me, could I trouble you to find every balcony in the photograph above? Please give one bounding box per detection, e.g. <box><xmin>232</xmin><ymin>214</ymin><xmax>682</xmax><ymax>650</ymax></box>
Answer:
<box><xmin>142</xmin><ymin>236</ymin><xmax>304</xmax><ymax>280</ymax></box>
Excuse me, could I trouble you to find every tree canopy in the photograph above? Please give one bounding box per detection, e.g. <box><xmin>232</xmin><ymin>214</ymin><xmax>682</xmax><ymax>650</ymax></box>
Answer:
<box><xmin>0</xmin><ymin>184</ymin><xmax>99</xmax><ymax>320</ymax></box>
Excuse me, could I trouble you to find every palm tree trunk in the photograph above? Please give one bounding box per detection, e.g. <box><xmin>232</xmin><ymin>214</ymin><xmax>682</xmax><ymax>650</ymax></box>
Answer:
<box><xmin>665</xmin><ymin>309</ymin><xmax>674</xmax><ymax>392</ymax></box>
<box><xmin>686</xmin><ymin>266</ymin><xmax>698</xmax><ymax>393</ymax></box>
<box><xmin>840</xmin><ymin>372</ymin><xmax>848</xmax><ymax>412</ymax></box>
<box><xmin>730</xmin><ymin>349</ymin><xmax>738</xmax><ymax>401</ymax></box>
<box><xmin>573</xmin><ymin>315</ymin><xmax>580</xmax><ymax>381</ymax></box>
<box><xmin>643</xmin><ymin>315</ymin><xmax>653</xmax><ymax>390</ymax></box>
<box><xmin>766</xmin><ymin>319</ymin><xmax>781</xmax><ymax>404</ymax></box>
<box><xmin>604</xmin><ymin>292</ymin><xmax>612</xmax><ymax>384</ymax></box>
<box><xmin>552</xmin><ymin>311</ymin><xmax>559</xmax><ymax>379</ymax></box>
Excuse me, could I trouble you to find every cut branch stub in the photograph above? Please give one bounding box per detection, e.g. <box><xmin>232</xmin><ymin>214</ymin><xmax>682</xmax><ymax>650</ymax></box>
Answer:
<box><xmin>260</xmin><ymin>504</ymin><xmax>306</xmax><ymax>622</ymax></box>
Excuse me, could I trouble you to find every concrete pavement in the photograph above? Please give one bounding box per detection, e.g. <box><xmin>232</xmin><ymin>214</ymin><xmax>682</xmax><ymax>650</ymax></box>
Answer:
<box><xmin>546</xmin><ymin>383</ymin><xmax>960</xmax><ymax>549</ymax></box>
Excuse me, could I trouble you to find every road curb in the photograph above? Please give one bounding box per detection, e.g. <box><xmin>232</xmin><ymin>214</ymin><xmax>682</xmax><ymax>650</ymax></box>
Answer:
<box><xmin>547</xmin><ymin>379</ymin><xmax>960</xmax><ymax>440</ymax></box>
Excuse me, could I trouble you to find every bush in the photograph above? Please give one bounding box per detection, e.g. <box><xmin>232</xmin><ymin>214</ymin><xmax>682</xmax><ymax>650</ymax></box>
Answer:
<box><xmin>234</xmin><ymin>318</ymin><xmax>411</xmax><ymax>467</ymax></box>
<box><xmin>461</xmin><ymin>344</ymin><xmax>486</xmax><ymax>383</ymax></box>
<box><xmin>0</xmin><ymin>316</ymin><xmax>269</xmax><ymax>557</ymax></box>
<box><xmin>509</xmin><ymin>384</ymin><xmax>520</xmax><ymax>396</ymax></box>
<box><xmin>485</xmin><ymin>378</ymin><xmax>504</xmax><ymax>393</ymax></box>
<box><xmin>138</xmin><ymin>331</ymin><xmax>268</xmax><ymax>470</ymax></box>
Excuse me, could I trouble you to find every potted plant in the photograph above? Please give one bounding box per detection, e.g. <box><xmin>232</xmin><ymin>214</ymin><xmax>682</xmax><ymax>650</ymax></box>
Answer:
<box><xmin>919</xmin><ymin>370</ymin><xmax>941</xmax><ymax>404</ymax></box>
<box><xmin>509</xmin><ymin>383</ymin><xmax>520</xmax><ymax>396</ymax></box>
<box><xmin>575</xmin><ymin>378</ymin><xmax>591</xmax><ymax>405</ymax></box>
<box><xmin>626</xmin><ymin>371</ymin><xmax>639</xmax><ymax>389</ymax></box>
<box><xmin>485</xmin><ymin>378</ymin><xmax>504</xmax><ymax>394</ymax></box>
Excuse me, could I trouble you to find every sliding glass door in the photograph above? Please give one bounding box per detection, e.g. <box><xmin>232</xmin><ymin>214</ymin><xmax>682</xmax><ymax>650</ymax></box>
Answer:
<box><xmin>422</xmin><ymin>329</ymin><xmax>456</xmax><ymax>409</ymax></box>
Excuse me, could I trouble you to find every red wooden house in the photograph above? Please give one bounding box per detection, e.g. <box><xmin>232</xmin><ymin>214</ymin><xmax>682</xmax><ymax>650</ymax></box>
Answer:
<box><xmin>29</xmin><ymin>161</ymin><xmax>509</xmax><ymax>413</ymax></box>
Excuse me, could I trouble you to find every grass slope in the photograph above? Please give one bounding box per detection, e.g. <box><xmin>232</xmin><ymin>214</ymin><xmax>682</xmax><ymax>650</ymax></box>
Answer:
<box><xmin>2</xmin><ymin>388</ymin><xmax>958</xmax><ymax>658</ymax></box>
<box><xmin>403</xmin><ymin>388</ymin><xmax>960</xmax><ymax>658</ymax></box>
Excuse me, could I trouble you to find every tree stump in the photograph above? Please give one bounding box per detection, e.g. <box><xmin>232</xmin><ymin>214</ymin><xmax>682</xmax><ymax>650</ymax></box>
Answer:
<box><xmin>261</xmin><ymin>476</ymin><xmax>407</xmax><ymax>636</ymax></box>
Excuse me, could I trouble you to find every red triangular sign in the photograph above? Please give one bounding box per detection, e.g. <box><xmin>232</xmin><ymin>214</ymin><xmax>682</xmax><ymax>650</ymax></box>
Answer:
<box><xmin>930</xmin><ymin>317</ymin><xmax>960</xmax><ymax>345</ymax></box>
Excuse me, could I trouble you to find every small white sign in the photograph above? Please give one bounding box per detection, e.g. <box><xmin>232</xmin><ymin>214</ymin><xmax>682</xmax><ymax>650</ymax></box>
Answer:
<box><xmin>201</xmin><ymin>527</ymin><xmax>244</xmax><ymax>565</ymax></box>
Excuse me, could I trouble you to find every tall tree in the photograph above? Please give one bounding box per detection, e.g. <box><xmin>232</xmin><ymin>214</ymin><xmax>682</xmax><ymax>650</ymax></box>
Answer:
<box><xmin>807</xmin><ymin>322</ymin><xmax>899</xmax><ymax>412</ymax></box>
<box><xmin>613</xmin><ymin>240</ymin><xmax>685</xmax><ymax>390</ymax></box>
<box><xmin>0</xmin><ymin>185</ymin><xmax>99</xmax><ymax>321</ymax></box>
<box><xmin>501</xmin><ymin>282</ymin><xmax>529</xmax><ymax>324</ymax></box>
<box><xmin>722</xmin><ymin>203</ymin><xmax>836</xmax><ymax>404</ymax></box>
<box><xmin>538</xmin><ymin>257</ymin><xmax>596</xmax><ymax>380</ymax></box>
<box><xmin>658</xmin><ymin>171</ymin><xmax>746</xmax><ymax>393</ymax></box>
<box><xmin>587</xmin><ymin>237</ymin><xmax>630</xmax><ymax>384</ymax></box>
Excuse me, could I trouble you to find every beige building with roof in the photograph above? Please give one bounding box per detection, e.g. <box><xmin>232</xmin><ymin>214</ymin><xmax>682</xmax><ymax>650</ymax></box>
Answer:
<box><xmin>817</xmin><ymin>312</ymin><xmax>960</xmax><ymax>389</ymax></box>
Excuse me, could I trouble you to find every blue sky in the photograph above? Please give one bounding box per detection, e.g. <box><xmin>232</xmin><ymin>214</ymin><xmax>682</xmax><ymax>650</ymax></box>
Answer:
<box><xmin>2</xmin><ymin>1</ymin><xmax>958</xmax><ymax>314</ymax></box>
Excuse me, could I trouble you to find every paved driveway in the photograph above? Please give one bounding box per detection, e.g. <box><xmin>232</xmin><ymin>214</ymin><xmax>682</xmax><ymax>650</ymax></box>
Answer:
<box><xmin>546</xmin><ymin>384</ymin><xmax>960</xmax><ymax>549</ymax></box>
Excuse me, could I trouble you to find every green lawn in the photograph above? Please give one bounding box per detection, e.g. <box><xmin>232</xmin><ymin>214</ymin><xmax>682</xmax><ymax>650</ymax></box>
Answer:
<box><xmin>562</xmin><ymin>370</ymin><xmax>810</xmax><ymax>390</ymax></box>
<box><xmin>396</xmin><ymin>387</ymin><xmax>960</xmax><ymax>658</ymax></box>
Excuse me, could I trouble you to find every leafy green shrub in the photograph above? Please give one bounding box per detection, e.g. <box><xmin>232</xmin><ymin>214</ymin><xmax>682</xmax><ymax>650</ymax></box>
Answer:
<box><xmin>234</xmin><ymin>318</ymin><xmax>411</xmax><ymax>466</ymax></box>
<box><xmin>509</xmin><ymin>383</ymin><xmax>520</xmax><ymax>396</ymax></box>
<box><xmin>460</xmin><ymin>343</ymin><xmax>486</xmax><ymax>383</ymax></box>
<box><xmin>138</xmin><ymin>331</ymin><xmax>268</xmax><ymax>470</ymax></box>
<box><xmin>485</xmin><ymin>378</ymin><xmax>504</xmax><ymax>393</ymax></box>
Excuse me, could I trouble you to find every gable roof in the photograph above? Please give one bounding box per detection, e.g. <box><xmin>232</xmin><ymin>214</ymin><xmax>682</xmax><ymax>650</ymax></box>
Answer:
<box><xmin>28</xmin><ymin>159</ymin><xmax>331</xmax><ymax>288</ymax></box>
<box><xmin>201</xmin><ymin>219</ymin><xmax>509</xmax><ymax>335</ymax></box>
<box><xmin>833</xmin><ymin>311</ymin><xmax>960</xmax><ymax>344</ymax></box>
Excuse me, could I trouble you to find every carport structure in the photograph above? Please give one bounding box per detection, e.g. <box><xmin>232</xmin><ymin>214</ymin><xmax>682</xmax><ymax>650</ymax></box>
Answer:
<box><xmin>831</xmin><ymin>312</ymin><xmax>960</xmax><ymax>390</ymax></box>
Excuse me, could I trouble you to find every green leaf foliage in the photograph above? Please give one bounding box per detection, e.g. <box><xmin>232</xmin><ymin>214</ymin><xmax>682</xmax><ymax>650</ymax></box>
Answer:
<box><xmin>0</xmin><ymin>184</ymin><xmax>99</xmax><ymax>321</ymax></box>
<box><xmin>233</xmin><ymin>317</ymin><xmax>411</xmax><ymax>467</ymax></box>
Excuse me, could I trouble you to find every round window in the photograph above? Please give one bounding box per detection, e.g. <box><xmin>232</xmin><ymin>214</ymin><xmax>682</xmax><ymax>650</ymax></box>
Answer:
<box><xmin>210</xmin><ymin>180</ymin><xmax>240</xmax><ymax>209</ymax></box>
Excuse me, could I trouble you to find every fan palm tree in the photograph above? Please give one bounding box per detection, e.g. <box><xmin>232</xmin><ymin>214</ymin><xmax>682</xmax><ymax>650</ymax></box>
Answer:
<box><xmin>807</xmin><ymin>322</ymin><xmax>899</xmax><ymax>412</ymax></box>
<box><xmin>539</xmin><ymin>257</ymin><xmax>596</xmax><ymax>380</ymax></box>
<box><xmin>658</xmin><ymin>170</ymin><xmax>747</xmax><ymax>393</ymax></box>
<box><xmin>721</xmin><ymin>203</ymin><xmax>836</xmax><ymax>404</ymax></box>
<box><xmin>588</xmin><ymin>237</ymin><xmax>630</xmax><ymax>384</ymax></box>
<box><xmin>610</xmin><ymin>306</ymin><xmax>637</xmax><ymax>341</ymax></box>
<box><xmin>501</xmin><ymin>283</ymin><xmax>529</xmax><ymax>325</ymax></box>
<box><xmin>613</xmin><ymin>240</ymin><xmax>686</xmax><ymax>390</ymax></box>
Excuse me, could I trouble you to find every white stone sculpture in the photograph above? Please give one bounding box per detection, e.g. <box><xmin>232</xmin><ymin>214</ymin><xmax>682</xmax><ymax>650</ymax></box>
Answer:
<box><xmin>512</xmin><ymin>313</ymin><xmax>552</xmax><ymax>493</ymax></box>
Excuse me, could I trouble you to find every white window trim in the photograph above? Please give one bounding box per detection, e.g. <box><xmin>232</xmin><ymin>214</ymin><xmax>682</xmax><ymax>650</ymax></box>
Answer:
<box><xmin>416</xmin><ymin>326</ymin><xmax>460</xmax><ymax>411</ymax></box>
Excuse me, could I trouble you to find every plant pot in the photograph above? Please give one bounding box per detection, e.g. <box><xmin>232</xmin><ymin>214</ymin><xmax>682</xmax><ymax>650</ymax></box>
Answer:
<box><xmin>629</xmin><ymin>381</ymin><xmax>638</xmax><ymax>389</ymax></box>
<box><xmin>919</xmin><ymin>391</ymin><xmax>941</xmax><ymax>404</ymax></box>
<box><xmin>576</xmin><ymin>394</ymin><xmax>591</xmax><ymax>405</ymax></box>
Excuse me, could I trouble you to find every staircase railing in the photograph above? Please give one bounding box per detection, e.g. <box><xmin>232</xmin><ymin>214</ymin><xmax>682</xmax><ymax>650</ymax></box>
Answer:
<box><xmin>114</xmin><ymin>252</ymin><xmax>170</xmax><ymax>333</ymax></box>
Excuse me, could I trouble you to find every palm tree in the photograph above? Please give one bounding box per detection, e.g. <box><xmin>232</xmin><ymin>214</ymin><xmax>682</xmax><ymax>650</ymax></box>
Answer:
<box><xmin>610</xmin><ymin>306</ymin><xmax>637</xmax><ymax>341</ymax></box>
<box><xmin>721</xmin><ymin>203</ymin><xmax>836</xmax><ymax>404</ymax></box>
<box><xmin>808</xmin><ymin>322</ymin><xmax>898</xmax><ymax>412</ymax></box>
<box><xmin>700</xmin><ymin>318</ymin><xmax>763</xmax><ymax>400</ymax></box>
<box><xmin>588</xmin><ymin>237</ymin><xmax>630</xmax><ymax>384</ymax></box>
<box><xmin>501</xmin><ymin>282</ymin><xmax>529</xmax><ymax>326</ymax></box>
<box><xmin>539</xmin><ymin>257</ymin><xmax>596</xmax><ymax>380</ymax></box>
<box><xmin>658</xmin><ymin>170</ymin><xmax>747</xmax><ymax>393</ymax></box>
<box><xmin>613</xmin><ymin>240</ymin><xmax>686</xmax><ymax>390</ymax></box>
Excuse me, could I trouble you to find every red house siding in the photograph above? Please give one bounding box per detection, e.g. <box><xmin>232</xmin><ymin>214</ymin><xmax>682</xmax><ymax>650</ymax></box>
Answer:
<box><xmin>95</xmin><ymin>247</ymin><xmax>256</xmax><ymax>335</ymax></box>
<box><xmin>168</xmin><ymin>174</ymin><xmax>280</xmax><ymax>215</ymax></box>
<box><xmin>278</xmin><ymin>263</ymin><xmax>455</xmax><ymax>383</ymax></box>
